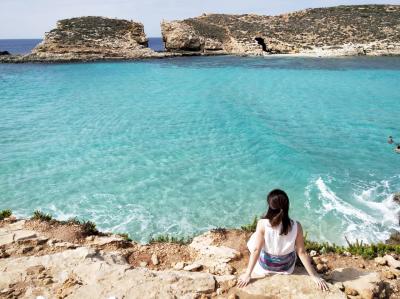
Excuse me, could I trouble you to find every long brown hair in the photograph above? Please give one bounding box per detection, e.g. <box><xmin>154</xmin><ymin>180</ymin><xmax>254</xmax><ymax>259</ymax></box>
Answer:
<box><xmin>263</xmin><ymin>189</ymin><xmax>292</xmax><ymax>235</ymax></box>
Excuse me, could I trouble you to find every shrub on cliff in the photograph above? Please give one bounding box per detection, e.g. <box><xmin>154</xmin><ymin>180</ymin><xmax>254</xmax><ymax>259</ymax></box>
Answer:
<box><xmin>32</xmin><ymin>210</ymin><xmax>53</xmax><ymax>222</ymax></box>
<box><xmin>304</xmin><ymin>233</ymin><xmax>400</xmax><ymax>259</ymax></box>
<box><xmin>65</xmin><ymin>217</ymin><xmax>99</xmax><ymax>235</ymax></box>
<box><xmin>241</xmin><ymin>216</ymin><xmax>258</xmax><ymax>232</ymax></box>
<box><xmin>149</xmin><ymin>234</ymin><xmax>192</xmax><ymax>245</ymax></box>
<box><xmin>117</xmin><ymin>233</ymin><xmax>132</xmax><ymax>242</ymax></box>
<box><xmin>81</xmin><ymin>220</ymin><xmax>98</xmax><ymax>236</ymax></box>
<box><xmin>0</xmin><ymin>209</ymin><xmax>12</xmax><ymax>220</ymax></box>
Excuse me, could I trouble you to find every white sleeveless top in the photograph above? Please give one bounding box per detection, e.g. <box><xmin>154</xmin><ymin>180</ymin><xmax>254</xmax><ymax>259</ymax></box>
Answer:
<box><xmin>247</xmin><ymin>219</ymin><xmax>298</xmax><ymax>275</ymax></box>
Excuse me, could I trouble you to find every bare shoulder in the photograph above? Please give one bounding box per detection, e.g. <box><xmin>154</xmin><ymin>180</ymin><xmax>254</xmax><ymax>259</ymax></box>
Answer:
<box><xmin>256</xmin><ymin>219</ymin><xmax>266</xmax><ymax>233</ymax></box>
<box><xmin>295</xmin><ymin>221</ymin><xmax>303</xmax><ymax>235</ymax></box>
<box><xmin>296</xmin><ymin>221</ymin><xmax>302</xmax><ymax>229</ymax></box>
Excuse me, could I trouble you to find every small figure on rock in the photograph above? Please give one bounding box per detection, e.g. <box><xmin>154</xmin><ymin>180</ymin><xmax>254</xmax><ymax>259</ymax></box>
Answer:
<box><xmin>237</xmin><ymin>189</ymin><xmax>329</xmax><ymax>291</ymax></box>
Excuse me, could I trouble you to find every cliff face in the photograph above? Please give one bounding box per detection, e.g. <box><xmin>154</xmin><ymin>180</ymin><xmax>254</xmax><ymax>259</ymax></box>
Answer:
<box><xmin>30</xmin><ymin>16</ymin><xmax>161</xmax><ymax>60</ymax></box>
<box><xmin>1</xmin><ymin>217</ymin><xmax>400</xmax><ymax>298</ymax></box>
<box><xmin>161</xmin><ymin>5</ymin><xmax>400</xmax><ymax>56</ymax></box>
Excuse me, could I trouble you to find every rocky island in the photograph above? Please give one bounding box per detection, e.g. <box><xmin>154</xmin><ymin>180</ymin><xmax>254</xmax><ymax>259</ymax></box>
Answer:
<box><xmin>161</xmin><ymin>5</ymin><xmax>400</xmax><ymax>56</ymax></box>
<box><xmin>0</xmin><ymin>17</ymin><xmax>171</xmax><ymax>63</ymax></box>
<box><xmin>1</xmin><ymin>4</ymin><xmax>400</xmax><ymax>63</ymax></box>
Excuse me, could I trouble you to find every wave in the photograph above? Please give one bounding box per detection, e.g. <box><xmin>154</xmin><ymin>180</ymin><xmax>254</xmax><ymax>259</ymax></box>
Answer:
<box><xmin>306</xmin><ymin>176</ymin><xmax>399</xmax><ymax>244</ymax></box>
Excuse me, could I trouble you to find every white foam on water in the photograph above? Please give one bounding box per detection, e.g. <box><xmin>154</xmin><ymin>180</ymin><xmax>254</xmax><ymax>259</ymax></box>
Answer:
<box><xmin>315</xmin><ymin>177</ymin><xmax>375</xmax><ymax>224</ymax></box>
<box><xmin>353</xmin><ymin>179</ymin><xmax>400</xmax><ymax>227</ymax></box>
<box><xmin>307</xmin><ymin>176</ymin><xmax>399</xmax><ymax>244</ymax></box>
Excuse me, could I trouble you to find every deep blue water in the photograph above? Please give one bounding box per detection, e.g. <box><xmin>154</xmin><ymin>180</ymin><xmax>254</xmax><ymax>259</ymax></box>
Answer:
<box><xmin>0</xmin><ymin>38</ymin><xmax>164</xmax><ymax>54</ymax></box>
<box><xmin>0</xmin><ymin>56</ymin><xmax>399</xmax><ymax>244</ymax></box>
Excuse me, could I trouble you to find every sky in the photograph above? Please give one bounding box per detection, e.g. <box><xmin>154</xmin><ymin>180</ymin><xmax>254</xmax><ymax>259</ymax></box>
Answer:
<box><xmin>1</xmin><ymin>0</ymin><xmax>399</xmax><ymax>38</ymax></box>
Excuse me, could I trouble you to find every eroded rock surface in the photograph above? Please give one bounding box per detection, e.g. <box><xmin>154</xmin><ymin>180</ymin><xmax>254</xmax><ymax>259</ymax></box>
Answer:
<box><xmin>1</xmin><ymin>17</ymin><xmax>170</xmax><ymax>63</ymax></box>
<box><xmin>162</xmin><ymin>5</ymin><xmax>400</xmax><ymax>56</ymax></box>
<box><xmin>237</xmin><ymin>268</ymin><xmax>346</xmax><ymax>299</ymax></box>
<box><xmin>1</xmin><ymin>220</ymin><xmax>399</xmax><ymax>298</ymax></box>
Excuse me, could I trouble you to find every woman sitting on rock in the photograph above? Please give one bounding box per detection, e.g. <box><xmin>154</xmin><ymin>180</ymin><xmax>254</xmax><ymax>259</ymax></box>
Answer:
<box><xmin>237</xmin><ymin>189</ymin><xmax>329</xmax><ymax>291</ymax></box>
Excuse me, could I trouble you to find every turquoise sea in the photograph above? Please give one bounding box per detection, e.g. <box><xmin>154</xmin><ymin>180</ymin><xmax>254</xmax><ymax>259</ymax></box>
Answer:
<box><xmin>0</xmin><ymin>56</ymin><xmax>399</xmax><ymax>244</ymax></box>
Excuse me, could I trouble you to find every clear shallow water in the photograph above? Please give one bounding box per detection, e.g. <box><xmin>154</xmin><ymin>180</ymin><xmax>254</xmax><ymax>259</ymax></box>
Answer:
<box><xmin>0</xmin><ymin>56</ymin><xmax>399</xmax><ymax>244</ymax></box>
<box><xmin>0</xmin><ymin>38</ymin><xmax>164</xmax><ymax>54</ymax></box>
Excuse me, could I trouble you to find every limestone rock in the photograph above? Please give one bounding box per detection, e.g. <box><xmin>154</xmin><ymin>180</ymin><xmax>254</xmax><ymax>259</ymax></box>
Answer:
<box><xmin>0</xmin><ymin>247</ymin><xmax>217</xmax><ymax>298</ymax></box>
<box><xmin>189</xmin><ymin>232</ymin><xmax>240</xmax><ymax>275</ymax></box>
<box><xmin>17</xmin><ymin>16</ymin><xmax>166</xmax><ymax>62</ymax></box>
<box><xmin>161</xmin><ymin>21</ymin><xmax>202</xmax><ymax>51</ymax></box>
<box><xmin>384</xmin><ymin>254</ymin><xmax>400</xmax><ymax>269</ymax></box>
<box><xmin>214</xmin><ymin>275</ymin><xmax>236</xmax><ymax>292</ymax></box>
<box><xmin>374</xmin><ymin>256</ymin><xmax>387</xmax><ymax>266</ymax></box>
<box><xmin>161</xmin><ymin>5</ymin><xmax>400</xmax><ymax>56</ymax></box>
<box><xmin>237</xmin><ymin>268</ymin><xmax>345</xmax><ymax>298</ymax></box>
<box><xmin>183</xmin><ymin>263</ymin><xmax>202</xmax><ymax>272</ymax></box>
<box><xmin>151</xmin><ymin>253</ymin><xmax>159</xmax><ymax>265</ymax></box>
<box><xmin>329</xmin><ymin>268</ymin><xmax>384</xmax><ymax>299</ymax></box>
<box><xmin>174</xmin><ymin>261</ymin><xmax>186</xmax><ymax>270</ymax></box>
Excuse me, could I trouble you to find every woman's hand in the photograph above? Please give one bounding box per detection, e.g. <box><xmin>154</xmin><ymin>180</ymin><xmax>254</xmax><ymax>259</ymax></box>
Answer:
<box><xmin>237</xmin><ymin>273</ymin><xmax>251</xmax><ymax>288</ymax></box>
<box><xmin>312</xmin><ymin>275</ymin><xmax>329</xmax><ymax>291</ymax></box>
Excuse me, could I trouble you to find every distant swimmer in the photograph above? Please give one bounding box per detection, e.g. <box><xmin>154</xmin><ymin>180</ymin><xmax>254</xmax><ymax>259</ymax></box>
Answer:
<box><xmin>396</xmin><ymin>144</ymin><xmax>400</xmax><ymax>154</ymax></box>
<box><xmin>388</xmin><ymin>136</ymin><xmax>394</xmax><ymax>144</ymax></box>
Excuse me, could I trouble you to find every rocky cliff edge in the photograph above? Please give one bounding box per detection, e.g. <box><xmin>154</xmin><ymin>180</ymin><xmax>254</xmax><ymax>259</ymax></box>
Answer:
<box><xmin>1</xmin><ymin>216</ymin><xmax>400</xmax><ymax>299</ymax></box>
<box><xmin>161</xmin><ymin>5</ymin><xmax>400</xmax><ymax>56</ymax></box>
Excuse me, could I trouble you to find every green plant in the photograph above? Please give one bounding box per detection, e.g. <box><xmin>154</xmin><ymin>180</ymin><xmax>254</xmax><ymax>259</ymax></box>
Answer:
<box><xmin>81</xmin><ymin>220</ymin><xmax>98</xmax><ymax>236</ymax></box>
<box><xmin>32</xmin><ymin>210</ymin><xmax>52</xmax><ymax>222</ymax></box>
<box><xmin>303</xmin><ymin>232</ymin><xmax>400</xmax><ymax>259</ymax></box>
<box><xmin>241</xmin><ymin>216</ymin><xmax>258</xmax><ymax>232</ymax></box>
<box><xmin>117</xmin><ymin>233</ymin><xmax>132</xmax><ymax>242</ymax></box>
<box><xmin>149</xmin><ymin>234</ymin><xmax>192</xmax><ymax>245</ymax></box>
<box><xmin>0</xmin><ymin>209</ymin><xmax>12</xmax><ymax>220</ymax></box>
<box><xmin>66</xmin><ymin>217</ymin><xmax>81</xmax><ymax>225</ymax></box>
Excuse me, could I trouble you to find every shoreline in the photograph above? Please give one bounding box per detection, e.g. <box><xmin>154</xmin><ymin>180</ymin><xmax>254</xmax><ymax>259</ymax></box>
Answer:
<box><xmin>1</xmin><ymin>50</ymin><xmax>400</xmax><ymax>64</ymax></box>
<box><xmin>1</xmin><ymin>211</ymin><xmax>400</xmax><ymax>298</ymax></box>
<box><xmin>1</xmin><ymin>209</ymin><xmax>399</xmax><ymax>253</ymax></box>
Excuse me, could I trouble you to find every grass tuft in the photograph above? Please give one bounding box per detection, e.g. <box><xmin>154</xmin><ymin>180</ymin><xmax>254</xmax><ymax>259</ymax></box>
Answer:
<box><xmin>81</xmin><ymin>220</ymin><xmax>98</xmax><ymax>236</ymax></box>
<box><xmin>66</xmin><ymin>217</ymin><xmax>81</xmax><ymax>225</ymax></box>
<box><xmin>117</xmin><ymin>233</ymin><xmax>132</xmax><ymax>242</ymax></box>
<box><xmin>149</xmin><ymin>234</ymin><xmax>193</xmax><ymax>245</ymax></box>
<box><xmin>304</xmin><ymin>232</ymin><xmax>400</xmax><ymax>259</ymax></box>
<box><xmin>241</xmin><ymin>216</ymin><xmax>258</xmax><ymax>232</ymax></box>
<box><xmin>32</xmin><ymin>210</ymin><xmax>52</xmax><ymax>222</ymax></box>
<box><xmin>0</xmin><ymin>209</ymin><xmax>12</xmax><ymax>220</ymax></box>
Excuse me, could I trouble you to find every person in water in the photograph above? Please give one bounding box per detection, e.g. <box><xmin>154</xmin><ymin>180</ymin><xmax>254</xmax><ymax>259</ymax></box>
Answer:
<box><xmin>237</xmin><ymin>189</ymin><xmax>329</xmax><ymax>291</ymax></box>
<box><xmin>396</xmin><ymin>144</ymin><xmax>400</xmax><ymax>153</ymax></box>
<box><xmin>388</xmin><ymin>136</ymin><xmax>394</xmax><ymax>144</ymax></box>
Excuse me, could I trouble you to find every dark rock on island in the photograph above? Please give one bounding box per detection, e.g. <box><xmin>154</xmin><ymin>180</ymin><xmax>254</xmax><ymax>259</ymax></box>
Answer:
<box><xmin>0</xmin><ymin>51</ymin><xmax>11</xmax><ymax>56</ymax></box>
<box><xmin>161</xmin><ymin>5</ymin><xmax>400</xmax><ymax>56</ymax></box>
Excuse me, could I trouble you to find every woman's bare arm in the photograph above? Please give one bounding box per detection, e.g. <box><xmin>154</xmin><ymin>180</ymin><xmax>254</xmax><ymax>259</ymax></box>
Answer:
<box><xmin>237</xmin><ymin>220</ymin><xmax>265</xmax><ymax>287</ymax></box>
<box><xmin>295</xmin><ymin>222</ymin><xmax>329</xmax><ymax>291</ymax></box>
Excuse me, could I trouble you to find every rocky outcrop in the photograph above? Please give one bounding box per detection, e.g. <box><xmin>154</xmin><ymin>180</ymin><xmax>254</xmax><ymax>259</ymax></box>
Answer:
<box><xmin>1</xmin><ymin>17</ymin><xmax>171</xmax><ymax>63</ymax></box>
<box><xmin>161</xmin><ymin>5</ymin><xmax>400</xmax><ymax>56</ymax></box>
<box><xmin>32</xmin><ymin>16</ymin><xmax>153</xmax><ymax>59</ymax></box>
<box><xmin>0</xmin><ymin>51</ymin><xmax>10</xmax><ymax>56</ymax></box>
<box><xmin>1</xmin><ymin>218</ymin><xmax>400</xmax><ymax>298</ymax></box>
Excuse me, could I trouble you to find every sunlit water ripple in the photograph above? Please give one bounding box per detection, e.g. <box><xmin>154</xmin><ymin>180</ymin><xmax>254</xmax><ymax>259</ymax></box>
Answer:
<box><xmin>0</xmin><ymin>56</ymin><xmax>399</xmax><ymax>244</ymax></box>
